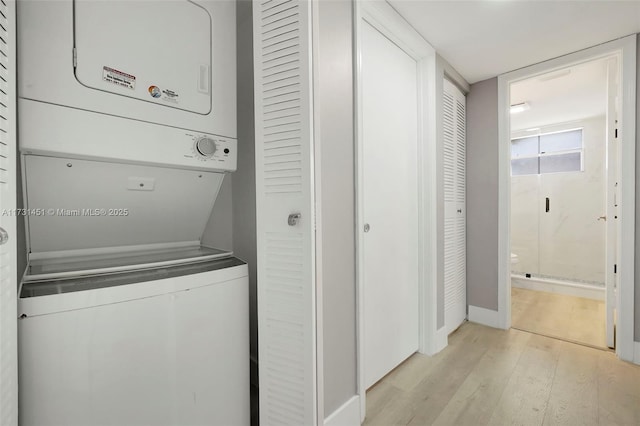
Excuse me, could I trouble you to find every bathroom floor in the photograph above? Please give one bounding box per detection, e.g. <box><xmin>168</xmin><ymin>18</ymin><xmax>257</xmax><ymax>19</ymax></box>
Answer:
<box><xmin>511</xmin><ymin>287</ymin><xmax>608</xmax><ymax>349</ymax></box>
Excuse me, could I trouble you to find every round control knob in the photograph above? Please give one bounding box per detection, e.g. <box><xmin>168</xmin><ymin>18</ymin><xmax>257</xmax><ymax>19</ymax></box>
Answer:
<box><xmin>195</xmin><ymin>137</ymin><xmax>217</xmax><ymax>158</ymax></box>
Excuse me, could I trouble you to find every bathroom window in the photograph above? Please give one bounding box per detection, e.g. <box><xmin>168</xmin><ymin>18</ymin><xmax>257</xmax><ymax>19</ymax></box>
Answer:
<box><xmin>511</xmin><ymin>128</ymin><xmax>583</xmax><ymax>176</ymax></box>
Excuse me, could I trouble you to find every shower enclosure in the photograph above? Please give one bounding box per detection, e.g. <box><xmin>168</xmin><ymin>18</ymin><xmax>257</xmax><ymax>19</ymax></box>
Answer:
<box><xmin>511</xmin><ymin>118</ymin><xmax>606</xmax><ymax>288</ymax></box>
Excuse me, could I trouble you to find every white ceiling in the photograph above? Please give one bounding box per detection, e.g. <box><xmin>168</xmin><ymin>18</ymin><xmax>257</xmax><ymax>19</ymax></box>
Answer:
<box><xmin>509</xmin><ymin>57</ymin><xmax>609</xmax><ymax>131</ymax></box>
<box><xmin>388</xmin><ymin>0</ymin><xmax>640</xmax><ymax>84</ymax></box>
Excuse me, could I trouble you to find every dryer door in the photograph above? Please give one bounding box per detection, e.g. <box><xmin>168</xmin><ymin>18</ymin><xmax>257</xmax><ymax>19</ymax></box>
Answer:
<box><xmin>73</xmin><ymin>0</ymin><xmax>212</xmax><ymax>115</ymax></box>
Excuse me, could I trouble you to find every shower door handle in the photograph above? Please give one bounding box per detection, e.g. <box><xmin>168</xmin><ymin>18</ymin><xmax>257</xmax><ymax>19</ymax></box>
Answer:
<box><xmin>545</xmin><ymin>197</ymin><xmax>550</xmax><ymax>213</ymax></box>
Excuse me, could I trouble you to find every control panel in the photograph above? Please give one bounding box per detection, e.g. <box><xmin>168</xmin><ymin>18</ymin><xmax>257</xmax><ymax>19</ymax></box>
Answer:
<box><xmin>18</xmin><ymin>99</ymin><xmax>238</xmax><ymax>173</ymax></box>
<box><xmin>185</xmin><ymin>133</ymin><xmax>236</xmax><ymax>170</ymax></box>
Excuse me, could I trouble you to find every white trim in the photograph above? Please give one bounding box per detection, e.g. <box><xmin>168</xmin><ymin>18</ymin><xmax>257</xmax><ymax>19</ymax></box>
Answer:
<box><xmin>468</xmin><ymin>305</ymin><xmax>501</xmax><ymax>329</ymax></box>
<box><xmin>497</xmin><ymin>35</ymin><xmax>636</xmax><ymax>360</ymax></box>
<box><xmin>352</xmin><ymin>1</ymin><xmax>365</xmax><ymax>420</ymax></box>
<box><xmin>634</xmin><ymin>341</ymin><xmax>640</xmax><ymax>366</ymax></box>
<box><xmin>511</xmin><ymin>275</ymin><xmax>605</xmax><ymax>301</ymax></box>
<box><xmin>324</xmin><ymin>396</ymin><xmax>361</xmax><ymax>426</ymax></box>
<box><xmin>311</xmin><ymin>0</ymin><xmax>325</xmax><ymax>422</ymax></box>
<box><xmin>354</xmin><ymin>1</ymin><xmax>440</xmax><ymax>420</ymax></box>
<box><xmin>434</xmin><ymin>326</ymin><xmax>448</xmax><ymax>353</ymax></box>
<box><xmin>420</xmin><ymin>29</ymin><xmax>439</xmax><ymax>357</ymax></box>
<box><xmin>438</xmin><ymin>53</ymin><xmax>470</xmax><ymax>94</ymax></box>
<box><xmin>497</xmin><ymin>75</ymin><xmax>511</xmax><ymax>331</ymax></box>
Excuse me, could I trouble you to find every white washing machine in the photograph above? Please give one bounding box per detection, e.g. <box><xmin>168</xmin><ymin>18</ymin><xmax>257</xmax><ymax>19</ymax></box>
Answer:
<box><xmin>18</xmin><ymin>154</ymin><xmax>250</xmax><ymax>424</ymax></box>
<box><xmin>19</xmin><ymin>258</ymin><xmax>249</xmax><ymax>426</ymax></box>
<box><xmin>16</xmin><ymin>1</ymin><xmax>248</xmax><ymax>425</ymax></box>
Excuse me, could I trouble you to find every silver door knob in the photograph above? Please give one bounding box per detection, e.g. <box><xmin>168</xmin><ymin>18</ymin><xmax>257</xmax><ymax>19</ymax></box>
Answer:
<box><xmin>0</xmin><ymin>227</ymin><xmax>8</xmax><ymax>245</ymax></box>
<box><xmin>288</xmin><ymin>213</ymin><xmax>301</xmax><ymax>226</ymax></box>
<box><xmin>364</xmin><ymin>223</ymin><xmax>370</xmax><ymax>233</ymax></box>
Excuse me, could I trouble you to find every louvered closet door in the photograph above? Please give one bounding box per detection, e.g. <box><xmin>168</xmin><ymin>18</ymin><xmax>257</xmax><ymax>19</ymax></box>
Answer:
<box><xmin>253</xmin><ymin>1</ymin><xmax>317</xmax><ymax>425</ymax></box>
<box><xmin>0</xmin><ymin>1</ymin><xmax>17</xmax><ymax>424</ymax></box>
<box><xmin>443</xmin><ymin>78</ymin><xmax>466</xmax><ymax>335</ymax></box>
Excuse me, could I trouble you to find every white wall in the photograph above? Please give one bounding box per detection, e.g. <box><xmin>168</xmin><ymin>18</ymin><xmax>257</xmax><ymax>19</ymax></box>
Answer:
<box><xmin>511</xmin><ymin>116</ymin><xmax>606</xmax><ymax>284</ymax></box>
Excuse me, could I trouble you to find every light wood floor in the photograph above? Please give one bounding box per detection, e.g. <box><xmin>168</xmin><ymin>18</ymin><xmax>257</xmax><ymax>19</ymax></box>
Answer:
<box><xmin>364</xmin><ymin>322</ymin><xmax>640</xmax><ymax>426</ymax></box>
<box><xmin>512</xmin><ymin>287</ymin><xmax>607</xmax><ymax>349</ymax></box>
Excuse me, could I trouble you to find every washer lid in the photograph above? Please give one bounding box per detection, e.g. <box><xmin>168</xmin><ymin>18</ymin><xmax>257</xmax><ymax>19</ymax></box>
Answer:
<box><xmin>24</xmin><ymin>155</ymin><xmax>225</xmax><ymax>254</ymax></box>
<box><xmin>74</xmin><ymin>0</ymin><xmax>212</xmax><ymax>114</ymax></box>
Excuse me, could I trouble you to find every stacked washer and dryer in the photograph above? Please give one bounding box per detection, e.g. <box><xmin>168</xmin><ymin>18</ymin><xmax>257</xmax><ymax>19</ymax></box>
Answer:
<box><xmin>16</xmin><ymin>1</ymin><xmax>248</xmax><ymax>425</ymax></box>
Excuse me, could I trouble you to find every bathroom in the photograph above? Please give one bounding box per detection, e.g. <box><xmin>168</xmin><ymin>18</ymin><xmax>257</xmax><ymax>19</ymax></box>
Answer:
<box><xmin>509</xmin><ymin>56</ymin><xmax>616</xmax><ymax>349</ymax></box>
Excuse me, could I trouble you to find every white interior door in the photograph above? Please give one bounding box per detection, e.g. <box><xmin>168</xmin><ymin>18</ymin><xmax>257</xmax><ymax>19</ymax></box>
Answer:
<box><xmin>0</xmin><ymin>1</ymin><xmax>18</xmax><ymax>424</ymax></box>
<box><xmin>361</xmin><ymin>20</ymin><xmax>419</xmax><ymax>389</ymax></box>
<box><xmin>443</xmin><ymin>79</ymin><xmax>466</xmax><ymax>335</ymax></box>
<box><xmin>253</xmin><ymin>1</ymin><xmax>318</xmax><ymax>424</ymax></box>
<box><xmin>605</xmin><ymin>57</ymin><xmax>618</xmax><ymax>349</ymax></box>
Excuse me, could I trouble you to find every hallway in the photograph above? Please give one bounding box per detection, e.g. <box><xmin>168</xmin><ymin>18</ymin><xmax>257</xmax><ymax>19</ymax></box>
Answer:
<box><xmin>364</xmin><ymin>322</ymin><xmax>639</xmax><ymax>425</ymax></box>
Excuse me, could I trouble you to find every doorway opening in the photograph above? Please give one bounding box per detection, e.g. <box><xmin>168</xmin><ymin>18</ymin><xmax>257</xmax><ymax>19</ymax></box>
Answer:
<box><xmin>509</xmin><ymin>56</ymin><xmax>617</xmax><ymax>350</ymax></box>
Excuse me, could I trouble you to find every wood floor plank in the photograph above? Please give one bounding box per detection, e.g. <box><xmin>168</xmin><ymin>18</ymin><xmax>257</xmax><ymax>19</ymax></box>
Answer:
<box><xmin>484</xmin><ymin>334</ymin><xmax>561</xmax><ymax>425</ymax></box>
<box><xmin>364</xmin><ymin>322</ymin><xmax>640</xmax><ymax>426</ymax></box>
<box><xmin>404</xmin><ymin>326</ymin><xmax>491</xmax><ymax>425</ymax></box>
<box><xmin>363</xmin><ymin>381</ymin><xmax>405</xmax><ymax>425</ymax></box>
<box><xmin>431</xmin><ymin>329</ymin><xmax>531</xmax><ymax>426</ymax></box>
<box><xmin>597</xmin><ymin>350</ymin><xmax>640</xmax><ymax>425</ymax></box>
<box><xmin>511</xmin><ymin>287</ymin><xmax>606</xmax><ymax>349</ymax></box>
<box><xmin>542</xmin><ymin>341</ymin><xmax>599</xmax><ymax>425</ymax></box>
<box><xmin>384</xmin><ymin>353</ymin><xmax>439</xmax><ymax>393</ymax></box>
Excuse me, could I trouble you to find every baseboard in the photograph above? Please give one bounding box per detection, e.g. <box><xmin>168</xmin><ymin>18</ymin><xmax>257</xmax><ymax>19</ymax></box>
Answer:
<box><xmin>250</xmin><ymin>355</ymin><xmax>258</xmax><ymax>387</ymax></box>
<box><xmin>634</xmin><ymin>341</ymin><xmax>640</xmax><ymax>366</ymax></box>
<box><xmin>324</xmin><ymin>395</ymin><xmax>360</xmax><ymax>426</ymax></box>
<box><xmin>468</xmin><ymin>305</ymin><xmax>500</xmax><ymax>329</ymax></box>
<box><xmin>511</xmin><ymin>275</ymin><xmax>604</xmax><ymax>301</ymax></box>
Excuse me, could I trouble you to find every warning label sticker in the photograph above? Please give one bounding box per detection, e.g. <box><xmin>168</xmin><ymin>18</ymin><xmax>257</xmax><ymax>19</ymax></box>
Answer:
<box><xmin>103</xmin><ymin>66</ymin><xmax>136</xmax><ymax>90</ymax></box>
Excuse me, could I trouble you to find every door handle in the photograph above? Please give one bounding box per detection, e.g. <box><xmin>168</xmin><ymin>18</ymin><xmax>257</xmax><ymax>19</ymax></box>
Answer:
<box><xmin>363</xmin><ymin>223</ymin><xmax>370</xmax><ymax>233</ymax></box>
<box><xmin>288</xmin><ymin>213</ymin><xmax>301</xmax><ymax>226</ymax></box>
<box><xmin>545</xmin><ymin>197</ymin><xmax>550</xmax><ymax>213</ymax></box>
<box><xmin>598</xmin><ymin>216</ymin><xmax>607</xmax><ymax>221</ymax></box>
<box><xmin>0</xmin><ymin>227</ymin><xmax>8</xmax><ymax>245</ymax></box>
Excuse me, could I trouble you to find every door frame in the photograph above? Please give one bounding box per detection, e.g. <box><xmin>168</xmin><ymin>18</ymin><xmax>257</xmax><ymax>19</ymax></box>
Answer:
<box><xmin>353</xmin><ymin>1</ymin><xmax>449</xmax><ymax>420</ymax></box>
<box><xmin>497</xmin><ymin>35</ymin><xmax>636</xmax><ymax>361</ymax></box>
<box><xmin>605</xmin><ymin>56</ymin><xmax>618</xmax><ymax>349</ymax></box>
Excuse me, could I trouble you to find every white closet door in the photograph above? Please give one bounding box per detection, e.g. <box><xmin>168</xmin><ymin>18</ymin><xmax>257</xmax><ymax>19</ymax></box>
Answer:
<box><xmin>443</xmin><ymin>79</ymin><xmax>466</xmax><ymax>335</ymax></box>
<box><xmin>0</xmin><ymin>1</ymin><xmax>18</xmax><ymax>424</ymax></box>
<box><xmin>253</xmin><ymin>1</ymin><xmax>317</xmax><ymax>425</ymax></box>
<box><xmin>362</xmin><ymin>20</ymin><xmax>419</xmax><ymax>389</ymax></box>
